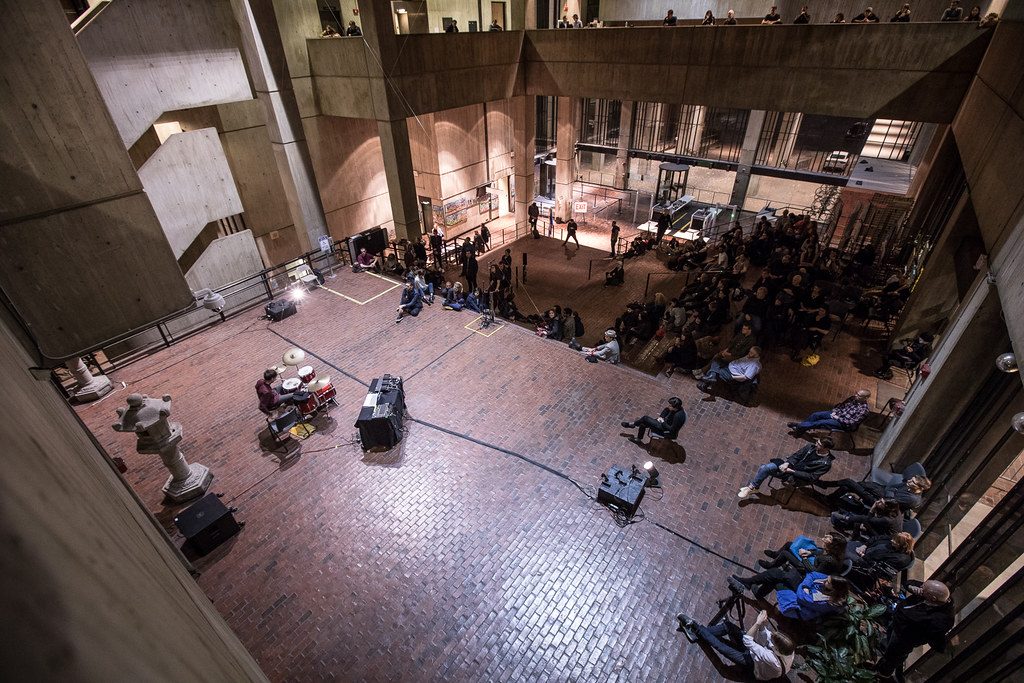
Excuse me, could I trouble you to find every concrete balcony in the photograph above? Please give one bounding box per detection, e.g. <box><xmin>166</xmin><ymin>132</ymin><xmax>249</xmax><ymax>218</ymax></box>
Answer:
<box><xmin>309</xmin><ymin>23</ymin><xmax>991</xmax><ymax>123</ymax></box>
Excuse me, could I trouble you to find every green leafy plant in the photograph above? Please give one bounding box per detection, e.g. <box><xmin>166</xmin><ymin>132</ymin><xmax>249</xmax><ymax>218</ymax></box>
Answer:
<box><xmin>797</xmin><ymin>596</ymin><xmax>888</xmax><ymax>682</ymax></box>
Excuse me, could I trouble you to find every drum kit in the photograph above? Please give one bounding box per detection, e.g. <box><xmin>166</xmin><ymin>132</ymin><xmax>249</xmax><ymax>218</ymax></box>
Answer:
<box><xmin>276</xmin><ymin>347</ymin><xmax>338</xmax><ymax>419</ymax></box>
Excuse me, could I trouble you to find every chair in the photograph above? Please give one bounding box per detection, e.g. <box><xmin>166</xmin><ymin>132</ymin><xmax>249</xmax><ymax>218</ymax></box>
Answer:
<box><xmin>766</xmin><ymin>470</ymin><xmax>828</xmax><ymax>504</ymax></box>
<box><xmin>825</xmin><ymin>299</ymin><xmax>854</xmax><ymax>341</ymax></box>
<box><xmin>266</xmin><ymin>408</ymin><xmax>301</xmax><ymax>454</ymax></box>
<box><xmin>828</xmin><ymin>419</ymin><xmax>862</xmax><ymax>451</ymax></box>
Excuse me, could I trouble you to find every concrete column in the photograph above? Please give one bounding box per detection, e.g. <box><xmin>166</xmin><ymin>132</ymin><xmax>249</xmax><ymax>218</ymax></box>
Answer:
<box><xmin>617</xmin><ymin>101</ymin><xmax>634</xmax><ymax>190</ymax></box>
<box><xmin>772</xmin><ymin>112</ymin><xmax>802</xmax><ymax>169</ymax></box>
<box><xmin>676</xmin><ymin>105</ymin><xmax>705</xmax><ymax>156</ymax></box>
<box><xmin>66</xmin><ymin>357</ymin><xmax>113</xmax><ymax>402</ymax></box>
<box><xmin>357</xmin><ymin>0</ymin><xmax>425</xmax><ymax>241</ymax></box>
<box><xmin>730</xmin><ymin>109</ymin><xmax>767</xmax><ymax>209</ymax></box>
<box><xmin>378</xmin><ymin>118</ymin><xmax>424</xmax><ymax>241</ymax></box>
<box><xmin>512</xmin><ymin>95</ymin><xmax>537</xmax><ymax>238</ymax></box>
<box><xmin>230</xmin><ymin>0</ymin><xmax>328</xmax><ymax>254</ymax></box>
<box><xmin>510</xmin><ymin>0</ymin><xmax>536</xmax><ymax>29</ymax></box>
<box><xmin>555</xmin><ymin>96</ymin><xmax>578</xmax><ymax>220</ymax></box>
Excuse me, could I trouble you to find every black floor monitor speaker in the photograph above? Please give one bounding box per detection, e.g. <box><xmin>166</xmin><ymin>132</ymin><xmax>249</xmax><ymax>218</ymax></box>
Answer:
<box><xmin>173</xmin><ymin>494</ymin><xmax>241</xmax><ymax>556</ymax></box>
<box><xmin>355</xmin><ymin>375</ymin><xmax>406</xmax><ymax>450</ymax></box>
<box><xmin>597</xmin><ymin>465</ymin><xmax>646</xmax><ymax>516</ymax></box>
<box><xmin>265</xmin><ymin>299</ymin><xmax>296</xmax><ymax>322</ymax></box>
<box><xmin>348</xmin><ymin>227</ymin><xmax>388</xmax><ymax>261</ymax></box>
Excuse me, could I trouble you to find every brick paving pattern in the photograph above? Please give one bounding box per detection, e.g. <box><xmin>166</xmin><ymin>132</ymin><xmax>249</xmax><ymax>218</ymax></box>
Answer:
<box><xmin>76</xmin><ymin>233</ymin><xmax>890</xmax><ymax>682</ymax></box>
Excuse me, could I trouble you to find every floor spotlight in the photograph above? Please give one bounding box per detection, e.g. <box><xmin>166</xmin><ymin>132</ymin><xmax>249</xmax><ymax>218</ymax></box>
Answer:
<box><xmin>643</xmin><ymin>461</ymin><xmax>661</xmax><ymax>488</ymax></box>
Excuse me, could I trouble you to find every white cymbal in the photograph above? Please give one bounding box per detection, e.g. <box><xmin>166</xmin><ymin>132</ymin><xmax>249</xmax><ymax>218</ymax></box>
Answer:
<box><xmin>307</xmin><ymin>376</ymin><xmax>331</xmax><ymax>392</ymax></box>
<box><xmin>282</xmin><ymin>348</ymin><xmax>306</xmax><ymax>366</ymax></box>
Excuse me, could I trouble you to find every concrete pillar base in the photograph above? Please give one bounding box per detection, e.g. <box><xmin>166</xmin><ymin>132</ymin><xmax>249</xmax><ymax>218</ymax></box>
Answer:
<box><xmin>75</xmin><ymin>375</ymin><xmax>113</xmax><ymax>402</ymax></box>
<box><xmin>162</xmin><ymin>463</ymin><xmax>213</xmax><ymax>504</ymax></box>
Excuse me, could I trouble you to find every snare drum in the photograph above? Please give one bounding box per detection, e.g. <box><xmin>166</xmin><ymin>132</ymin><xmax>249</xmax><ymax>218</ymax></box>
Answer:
<box><xmin>281</xmin><ymin>378</ymin><xmax>302</xmax><ymax>393</ymax></box>
<box><xmin>298</xmin><ymin>365</ymin><xmax>316</xmax><ymax>383</ymax></box>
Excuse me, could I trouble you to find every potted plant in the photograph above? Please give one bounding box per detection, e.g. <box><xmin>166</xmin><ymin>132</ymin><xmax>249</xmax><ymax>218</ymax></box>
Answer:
<box><xmin>797</xmin><ymin>596</ymin><xmax>888</xmax><ymax>682</ymax></box>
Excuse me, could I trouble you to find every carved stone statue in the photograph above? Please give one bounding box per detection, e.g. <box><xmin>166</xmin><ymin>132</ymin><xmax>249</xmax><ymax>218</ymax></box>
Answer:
<box><xmin>113</xmin><ymin>393</ymin><xmax>212</xmax><ymax>503</ymax></box>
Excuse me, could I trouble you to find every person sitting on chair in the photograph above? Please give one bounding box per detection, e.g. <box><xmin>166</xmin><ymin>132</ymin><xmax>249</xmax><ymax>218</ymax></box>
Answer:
<box><xmin>256</xmin><ymin>369</ymin><xmax>296</xmax><ymax>414</ymax></box>
<box><xmin>737</xmin><ymin>437</ymin><xmax>835</xmax><ymax>499</ymax></box>
<box><xmin>621</xmin><ymin>397</ymin><xmax>686</xmax><ymax>444</ymax></box>
<box><xmin>675</xmin><ymin>610</ymin><xmax>795</xmax><ymax>681</ymax></box>
<box><xmin>819</xmin><ymin>473</ymin><xmax>932</xmax><ymax>515</ymax></box>
<box><xmin>788</xmin><ymin>390</ymin><xmax>871</xmax><ymax>435</ymax></box>
<box><xmin>873</xmin><ymin>332</ymin><xmax>933</xmax><ymax>380</ymax></box>
<box><xmin>756</xmin><ymin>531</ymin><xmax>848</xmax><ymax>578</ymax></box>
<box><xmin>698</xmin><ymin>347</ymin><xmax>761</xmax><ymax>392</ymax></box>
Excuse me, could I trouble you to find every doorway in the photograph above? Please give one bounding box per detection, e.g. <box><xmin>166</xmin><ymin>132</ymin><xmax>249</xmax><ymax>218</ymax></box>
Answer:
<box><xmin>490</xmin><ymin>1</ymin><xmax>505</xmax><ymax>29</ymax></box>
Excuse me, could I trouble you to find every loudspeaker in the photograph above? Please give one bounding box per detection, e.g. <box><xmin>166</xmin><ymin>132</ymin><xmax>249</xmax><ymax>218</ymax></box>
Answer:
<box><xmin>597</xmin><ymin>465</ymin><xmax>646</xmax><ymax>516</ymax></box>
<box><xmin>265</xmin><ymin>299</ymin><xmax>296</xmax><ymax>322</ymax></box>
<box><xmin>173</xmin><ymin>494</ymin><xmax>241</xmax><ymax>556</ymax></box>
<box><xmin>348</xmin><ymin>227</ymin><xmax>388</xmax><ymax>262</ymax></box>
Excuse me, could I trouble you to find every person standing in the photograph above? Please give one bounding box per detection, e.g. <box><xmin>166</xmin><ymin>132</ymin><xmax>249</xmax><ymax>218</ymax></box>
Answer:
<box><xmin>875</xmin><ymin>581</ymin><xmax>955</xmax><ymax>677</ymax></box>
<box><xmin>464</xmin><ymin>253</ymin><xmax>479</xmax><ymax>294</ymax></box>
<box><xmin>445</xmin><ymin>19</ymin><xmax>459</xmax><ymax>32</ymax></box>
<box><xmin>547</xmin><ymin>208</ymin><xmax>555</xmax><ymax>237</ymax></box>
<box><xmin>655</xmin><ymin>212</ymin><xmax>670</xmax><ymax>244</ymax></box>
<box><xmin>479</xmin><ymin>222</ymin><xmax>490</xmax><ymax>251</ymax></box>
<box><xmin>663</xmin><ymin>9</ymin><xmax>677</xmax><ymax>25</ymax></box>
<box><xmin>528</xmin><ymin>201</ymin><xmax>540</xmax><ymax>237</ymax></box>
<box><xmin>723</xmin><ymin>9</ymin><xmax>737</xmax><ymax>24</ymax></box>
<box><xmin>610</xmin><ymin>221</ymin><xmax>620</xmax><ymax>257</ymax></box>
<box><xmin>563</xmin><ymin>218</ymin><xmax>579</xmax><ymax>247</ymax></box>
<box><xmin>346</xmin><ymin>21</ymin><xmax>362</xmax><ymax>36</ymax></box>
<box><xmin>891</xmin><ymin>3</ymin><xmax>911</xmax><ymax>21</ymax></box>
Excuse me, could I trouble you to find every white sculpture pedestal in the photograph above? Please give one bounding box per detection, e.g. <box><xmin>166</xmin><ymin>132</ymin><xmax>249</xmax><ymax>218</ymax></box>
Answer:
<box><xmin>67</xmin><ymin>357</ymin><xmax>112</xmax><ymax>402</ymax></box>
<box><xmin>113</xmin><ymin>394</ymin><xmax>213</xmax><ymax>504</ymax></box>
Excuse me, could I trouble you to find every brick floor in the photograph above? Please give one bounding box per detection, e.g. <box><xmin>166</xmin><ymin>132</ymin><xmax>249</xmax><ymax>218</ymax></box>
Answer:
<box><xmin>75</xmin><ymin>237</ymin><xmax>891</xmax><ymax>683</ymax></box>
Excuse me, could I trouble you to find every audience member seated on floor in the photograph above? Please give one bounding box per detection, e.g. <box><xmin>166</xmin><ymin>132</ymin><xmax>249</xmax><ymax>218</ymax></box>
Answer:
<box><xmin>411</xmin><ymin>268</ymin><xmax>435</xmax><ymax>305</ymax></box>
<box><xmin>873</xmin><ymin>331</ymin><xmax>934</xmax><ymax>380</ymax></box>
<box><xmin>563</xmin><ymin>308</ymin><xmax>583</xmax><ymax>344</ymax></box>
<box><xmin>737</xmin><ymin>436</ymin><xmax>835</xmax><ymax>499</ymax></box>
<box><xmin>831</xmin><ymin>498</ymin><xmax>902</xmax><ymax>540</ymax></box>
<box><xmin>256</xmin><ymin>369</ymin><xmax>296</xmax><ymax>414</ymax></box>
<box><xmin>819</xmin><ymin>473</ymin><xmax>932</xmax><ymax>515</ymax></box>
<box><xmin>537</xmin><ymin>309</ymin><xmax>563</xmax><ymax>340</ymax></box>
<box><xmin>395</xmin><ymin>281</ymin><xmax>422</xmax><ymax>323</ymax></box>
<box><xmin>659</xmin><ymin>332</ymin><xmax>702</xmax><ymax>377</ymax></box>
<box><xmin>581</xmin><ymin>329</ymin><xmax>620</xmax><ymax>364</ymax></box>
<box><xmin>442</xmin><ymin>282</ymin><xmax>465</xmax><ymax>310</ymax></box>
<box><xmin>355</xmin><ymin>247</ymin><xmax>381</xmax><ymax>273</ymax></box>
<box><xmin>604</xmin><ymin>262</ymin><xmax>625</xmax><ymax>286</ymax></box>
<box><xmin>757</xmin><ymin>531</ymin><xmax>848</xmax><ymax>578</ymax></box>
<box><xmin>789</xmin><ymin>389</ymin><xmax>872</xmax><ymax>435</ymax></box>
<box><xmin>698</xmin><ymin>347</ymin><xmax>762</xmax><ymax>393</ymax></box>
<box><xmin>847</xmin><ymin>531</ymin><xmax>915</xmax><ymax>574</ymax></box>
<box><xmin>464</xmin><ymin>288</ymin><xmax>483</xmax><ymax>313</ymax></box>
<box><xmin>621</xmin><ymin>396</ymin><xmax>686</xmax><ymax>443</ymax></box>
<box><xmin>675</xmin><ymin>610</ymin><xmax>795</xmax><ymax>681</ymax></box>
<box><xmin>383</xmin><ymin>252</ymin><xmax>404</xmax><ymax>277</ymax></box>
<box><xmin>874</xmin><ymin>580</ymin><xmax>955</xmax><ymax>679</ymax></box>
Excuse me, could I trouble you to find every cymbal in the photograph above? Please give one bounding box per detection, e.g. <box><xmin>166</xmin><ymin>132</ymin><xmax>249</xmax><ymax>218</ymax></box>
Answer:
<box><xmin>272</xmin><ymin>365</ymin><xmax>288</xmax><ymax>376</ymax></box>
<box><xmin>282</xmin><ymin>348</ymin><xmax>306</xmax><ymax>366</ymax></box>
<box><xmin>307</xmin><ymin>376</ymin><xmax>331</xmax><ymax>392</ymax></box>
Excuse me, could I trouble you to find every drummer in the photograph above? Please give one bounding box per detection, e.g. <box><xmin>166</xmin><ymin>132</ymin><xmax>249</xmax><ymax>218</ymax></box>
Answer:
<box><xmin>256</xmin><ymin>368</ymin><xmax>296</xmax><ymax>413</ymax></box>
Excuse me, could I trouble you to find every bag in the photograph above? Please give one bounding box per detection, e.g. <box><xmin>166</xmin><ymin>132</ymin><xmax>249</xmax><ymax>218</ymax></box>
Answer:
<box><xmin>801</xmin><ymin>353</ymin><xmax>820</xmax><ymax>366</ymax></box>
<box><xmin>585</xmin><ymin>355</ymin><xmax>598</xmax><ymax>363</ymax></box>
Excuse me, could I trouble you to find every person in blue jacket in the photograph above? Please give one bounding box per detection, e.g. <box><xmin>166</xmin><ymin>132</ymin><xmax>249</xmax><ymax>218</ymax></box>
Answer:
<box><xmin>395</xmin><ymin>281</ymin><xmax>422</xmax><ymax>323</ymax></box>
<box><xmin>775</xmin><ymin>572</ymin><xmax>849</xmax><ymax>621</ymax></box>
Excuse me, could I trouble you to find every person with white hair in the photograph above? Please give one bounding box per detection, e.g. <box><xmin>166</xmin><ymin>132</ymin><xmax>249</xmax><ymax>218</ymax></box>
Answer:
<box><xmin>581</xmin><ymin>330</ymin><xmax>620</xmax><ymax>364</ymax></box>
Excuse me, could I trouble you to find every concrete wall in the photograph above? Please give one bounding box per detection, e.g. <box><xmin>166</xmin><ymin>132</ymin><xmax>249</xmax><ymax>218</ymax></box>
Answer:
<box><xmin>950</xmin><ymin>21</ymin><xmax>1024</xmax><ymax>377</ymax></box>
<box><xmin>76</xmin><ymin>0</ymin><xmax>252</xmax><ymax>147</ymax></box>
<box><xmin>523</xmin><ymin>24</ymin><xmax>990</xmax><ymax>122</ymax></box>
<box><xmin>0</xmin><ymin>316</ymin><xmax>268</xmax><ymax>681</ymax></box>
<box><xmin>437</xmin><ymin>104</ymin><xmax>488</xmax><ymax>197</ymax></box>
<box><xmin>306</xmin><ymin>115</ymin><xmax>394</xmax><ymax>241</ymax></box>
<box><xmin>0</xmin><ymin>0</ymin><xmax>192</xmax><ymax>360</ymax></box>
<box><xmin>138</xmin><ymin>129</ymin><xmax>244</xmax><ymax>259</ymax></box>
<box><xmin>599</xmin><ymin>1</ymin><xmax>997</xmax><ymax>23</ymax></box>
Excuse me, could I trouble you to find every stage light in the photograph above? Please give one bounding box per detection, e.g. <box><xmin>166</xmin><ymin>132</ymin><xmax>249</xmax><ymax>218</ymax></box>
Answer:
<box><xmin>995</xmin><ymin>352</ymin><xmax>1018</xmax><ymax>373</ymax></box>
<box><xmin>643</xmin><ymin>461</ymin><xmax>661</xmax><ymax>488</ymax></box>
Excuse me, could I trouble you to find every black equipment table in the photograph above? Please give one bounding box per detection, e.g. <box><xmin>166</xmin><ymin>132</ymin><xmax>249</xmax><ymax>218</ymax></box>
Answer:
<box><xmin>355</xmin><ymin>375</ymin><xmax>405</xmax><ymax>450</ymax></box>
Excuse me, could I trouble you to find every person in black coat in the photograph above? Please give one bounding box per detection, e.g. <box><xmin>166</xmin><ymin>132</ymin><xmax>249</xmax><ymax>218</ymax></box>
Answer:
<box><xmin>738</xmin><ymin>438</ymin><xmax>835</xmax><ymax>499</ymax></box>
<box><xmin>875</xmin><ymin>580</ymin><xmax>955</xmax><ymax>677</ymax></box>
<box><xmin>464</xmin><ymin>253</ymin><xmax>479</xmax><ymax>293</ymax></box>
<box><xmin>622</xmin><ymin>397</ymin><xmax>687</xmax><ymax>443</ymax></box>
<box><xmin>848</xmin><ymin>531</ymin><xmax>914</xmax><ymax>573</ymax></box>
